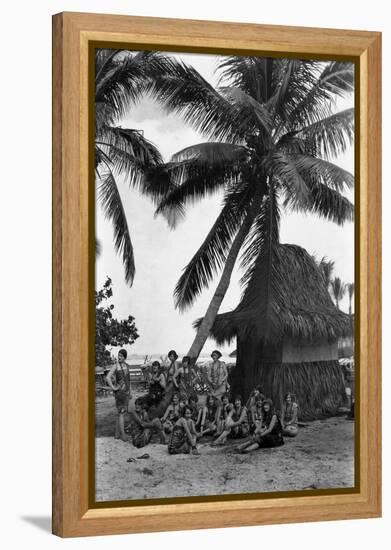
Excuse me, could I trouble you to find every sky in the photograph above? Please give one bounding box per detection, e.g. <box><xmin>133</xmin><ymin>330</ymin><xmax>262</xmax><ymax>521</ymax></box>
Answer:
<box><xmin>96</xmin><ymin>52</ymin><xmax>354</xmax><ymax>357</ymax></box>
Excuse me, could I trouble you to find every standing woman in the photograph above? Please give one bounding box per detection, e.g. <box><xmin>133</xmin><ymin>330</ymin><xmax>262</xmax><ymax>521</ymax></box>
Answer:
<box><xmin>281</xmin><ymin>393</ymin><xmax>299</xmax><ymax>437</ymax></box>
<box><xmin>204</xmin><ymin>350</ymin><xmax>228</xmax><ymax>403</ymax></box>
<box><xmin>238</xmin><ymin>398</ymin><xmax>284</xmax><ymax>453</ymax></box>
<box><xmin>165</xmin><ymin>350</ymin><xmax>180</xmax><ymax>391</ymax></box>
<box><xmin>175</xmin><ymin>356</ymin><xmax>195</xmax><ymax>398</ymax></box>
<box><xmin>106</xmin><ymin>349</ymin><xmax>132</xmax><ymax>441</ymax></box>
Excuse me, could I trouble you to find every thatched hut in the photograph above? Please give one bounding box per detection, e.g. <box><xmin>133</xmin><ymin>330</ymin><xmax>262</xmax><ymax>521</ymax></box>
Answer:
<box><xmin>196</xmin><ymin>244</ymin><xmax>351</xmax><ymax>419</ymax></box>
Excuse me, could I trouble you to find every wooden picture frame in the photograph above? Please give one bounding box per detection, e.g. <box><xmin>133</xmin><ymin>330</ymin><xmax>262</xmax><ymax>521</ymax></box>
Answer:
<box><xmin>52</xmin><ymin>11</ymin><xmax>381</xmax><ymax>537</ymax></box>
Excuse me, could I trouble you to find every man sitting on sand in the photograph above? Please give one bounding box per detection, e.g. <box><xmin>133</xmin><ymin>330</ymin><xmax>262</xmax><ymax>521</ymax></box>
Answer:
<box><xmin>106</xmin><ymin>349</ymin><xmax>132</xmax><ymax>442</ymax></box>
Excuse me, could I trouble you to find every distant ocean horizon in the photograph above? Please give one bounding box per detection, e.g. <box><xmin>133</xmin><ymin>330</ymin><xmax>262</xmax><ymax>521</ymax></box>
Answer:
<box><xmin>105</xmin><ymin>348</ymin><xmax>236</xmax><ymax>365</ymax></box>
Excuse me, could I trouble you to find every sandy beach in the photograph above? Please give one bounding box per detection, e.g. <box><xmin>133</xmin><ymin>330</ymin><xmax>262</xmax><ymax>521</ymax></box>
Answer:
<box><xmin>95</xmin><ymin>396</ymin><xmax>354</xmax><ymax>502</ymax></box>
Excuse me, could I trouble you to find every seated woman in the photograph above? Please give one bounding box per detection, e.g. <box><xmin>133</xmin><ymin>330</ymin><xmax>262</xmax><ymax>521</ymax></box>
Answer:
<box><xmin>246</xmin><ymin>385</ymin><xmax>263</xmax><ymax>411</ymax></box>
<box><xmin>161</xmin><ymin>392</ymin><xmax>182</xmax><ymax>434</ymax></box>
<box><xmin>237</xmin><ymin>398</ymin><xmax>284</xmax><ymax>453</ymax></box>
<box><xmin>249</xmin><ymin>394</ymin><xmax>265</xmax><ymax>433</ymax></box>
<box><xmin>168</xmin><ymin>405</ymin><xmax>200</xmax><ymax>455</ymax></box>
<box><xmin>212</xmin><ymin>395</ymin><xmax>249</xmax><ymax>445</ymax></box>
<box><xmin>127</xmin><ymin>398</ymin><xmax>166</xmax><ymax>447</ymax></box>
<box><xmin>188</xmin><ymin>393</ymin><xmax>203</xmax><ymax>427</ymax></box>
<box><xmin>199</xmin><ymin>394</ymin><xmax>218</xmax><ymax>437</ymax></box>
<box><xmin>281</xmin><ymin>392</ymin><xmax>299</xmax><ymax>437</ymax></box>
<box><xmin>216</xmin><ymin>392</ymin><xmax>233</xmax><ymax>436</ymax></box>
<box><xmin>147</xmin><ymin>361</ymin><xmax>166</xmax><ymax>405</ymax></box>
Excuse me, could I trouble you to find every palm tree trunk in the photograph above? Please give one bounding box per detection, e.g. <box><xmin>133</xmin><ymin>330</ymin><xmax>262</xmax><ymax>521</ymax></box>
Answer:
<box><xmin>187</xmin><ymin>204</ymin><xmax>260</xmax><ymax>362</ymax></box>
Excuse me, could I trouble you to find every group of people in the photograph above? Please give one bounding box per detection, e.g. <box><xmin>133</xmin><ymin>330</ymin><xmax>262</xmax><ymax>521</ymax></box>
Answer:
<box><xmin>105</xmin><ymin>348</ymin><xmax>299</xmax><ymax>456</ymax></box>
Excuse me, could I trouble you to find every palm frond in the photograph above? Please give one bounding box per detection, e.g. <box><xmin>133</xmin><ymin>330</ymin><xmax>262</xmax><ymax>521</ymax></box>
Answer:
<box><xmin>218</xmin><ymin>86</ymin><xmax>271</xmax><ymax>133</ymax></box>
<box><xmin>268</xmin><ymin>152</ymin><xmax>310</xmax><ymax>210</ymax></box>
<box><xmin>330</xmin><ymin>277</ymin><xmax>346</xmax><ymax>306</ymax></box>
<box><xmin>96</xmin><ymin>50</ymin><xmax>178</xmax><ymax>123</ymax></box>
<box><xmin>286</xmin><ymin>62</ymin><xmax>354</xmax><ymax>131</ymax></box>
<box><xmin>267</xmin><ymin>59</ymin><xmax>321</xmax><ymax>126</ymax></box>
<box><xmin>317</xmin><ymin>257</ymin><xmax>335</xmax><ymax>288</ymax></box>
<box><xmin>300</xmin><ymin>181</ymin><xmax>354</xmax><ymax>225</ymax></box>
<box><xmin>217</xmin><ymin>56</ymin><xmax>275</xmax><ymax>103</ymax></box>
<box><xmin>143</xmin><ymin>164</ymin><xmax>186</xmax><ymax>229</ymax></box>
<box><xmin>290</xmin><ymin>154</ymin><xmax>354</xmax><ymax>192</ymax></box>
<box><xmin>292</xmin><ymin>108</ymin><xmax>354</xmax><ymax>159</ymax></box>
<box><xmin>174</xmin><ymin>183</ymin><xmax>252</xmax><ymax>311</ymax></box>
<box><xmin>96</xmin><ymin>125</ymin><xmax>163</xmax><ymax>187</ymax></box>
<box><xmin>97</xmin><ymin>169</ymin><xmax>135</xmax><ymax>285</ymax></box>
<box><xmin>171</xmin><ymin>142</ymin><xmax>248</xmax><ymax>164</ymax></box>
<box><xmin>95</xmin><ymin>49</ymin><xmax>124</xmax><ymax>87</ymax></box>
<box><xmin>147</xmin><ymin>60</ymin><xmax>253</xmax><ymax>143</ymax></box>
<box><xmin>154</xmin><ymin>156</ymin><xmax>242</xmax><ymax>214</ymax></box>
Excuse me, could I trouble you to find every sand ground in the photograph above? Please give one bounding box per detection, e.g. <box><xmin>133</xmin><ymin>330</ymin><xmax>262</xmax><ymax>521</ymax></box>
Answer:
<box><xmin>95</xmin><ymin>395</ymin><xmax>355</xmax><ymax>502</ymax></box>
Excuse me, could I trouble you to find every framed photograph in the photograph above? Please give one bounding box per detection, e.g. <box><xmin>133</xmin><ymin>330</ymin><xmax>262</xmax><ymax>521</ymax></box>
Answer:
<box><xmin>52</xmin><ymin>12</ymin><xmax>381</xmax><ymax>537</ymax></box>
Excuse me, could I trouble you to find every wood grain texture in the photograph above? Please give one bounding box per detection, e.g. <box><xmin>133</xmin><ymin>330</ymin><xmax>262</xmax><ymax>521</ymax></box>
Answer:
<box><xmin>52</xmin><ymin>12</ymin><xmax>382</xmax><ymax>538</ymax></box>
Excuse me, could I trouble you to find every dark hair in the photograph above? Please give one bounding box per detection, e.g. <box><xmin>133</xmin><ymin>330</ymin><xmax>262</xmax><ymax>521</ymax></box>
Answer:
<box><xmin>171</xmin><ymin>392</ymin><xmax>180</xmax><ymax>402</ymax></box>
<box><xmin>188</xmin><ymin>393</ymin><xmax>198</xmax><ymax>404</ymax></box>
<box><xmin>221</xmin><ymin>392</ymin><xmax>230</xmax><ymax>401</ymax></box>
<box><xmin>168</xmin><ymin>350</ymin><xmax>178</xmax><ymax>360</ymax></box>
<box><xmin>211</xmin><ymin>349</ymin><xmax>222</xmax><ymax>359</ymax></box>
<box><xmin>118</xmin><ymin>349</ymin><xmax>127</xmax><ymax>359</ymax></box>
<box><xmin>234</xmin><ymin>394</ymin><xmax>243</xmax><ymax>404</ymax></box>
<box><xmin>262</xmin><ymin>398</ymin><xmax>275</xmax><ymax>425</ymax></box>
<box><xmin>284</xmin><ymin>392</ymin><xmax>296</xmax><ymax>403</ymax></box>
<box><xmin>255</xmin><ymin>394</ymin><xmax>265</xmax><ymax>404</ymax></box>
<box><xmin>182</xmin><ymin>355</ymin><xmax>191</xmax><ymax>364</ymax></box>
<box><xmin>152</xmin><ymin>361</ymin><xmax>160</xmax><ymax>368</ymax></box>
<box><xmin>182</xmin><ymin>405</ymin><xmax>193</xmax><ymax>417</ymax></box>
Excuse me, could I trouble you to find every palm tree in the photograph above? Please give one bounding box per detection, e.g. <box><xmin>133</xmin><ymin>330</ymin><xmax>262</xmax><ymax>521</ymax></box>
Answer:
<box><xmin>149</xmin><ymin>57</ymin><xmax>354</xmax><ymax>361</ymax></box>
<box><xmin>95</xmin><ymin>49</ymin><xmax>180</xmax><ymax>285</ymax></box>
<box><xmin>330</xmin><ymin>277</ymin><xmax>346</xmax><ymax>309</ymax></box>
<box><xmin>318</xmin><ymin>256</ymin><xmax>335</xmax><ymax>290</ymax></box>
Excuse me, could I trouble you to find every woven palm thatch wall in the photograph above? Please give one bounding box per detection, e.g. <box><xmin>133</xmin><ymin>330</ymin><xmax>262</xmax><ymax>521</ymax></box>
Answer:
<box><xmin>258</xmin><ymin>360</ymin><xmax>345</xmax><ymax>420</ymax></box>
<box><xmin>282</xmin><ymin>338</ymin><xmax>338</xmax><ymax>362</ymax></box>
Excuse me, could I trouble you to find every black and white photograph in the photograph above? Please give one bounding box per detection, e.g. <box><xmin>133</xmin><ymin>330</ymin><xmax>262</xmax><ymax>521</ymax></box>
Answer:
<box><xmin>94</xmin><ymin>49</ymin><xmax>355</xmax><ymax>503</ymax></box>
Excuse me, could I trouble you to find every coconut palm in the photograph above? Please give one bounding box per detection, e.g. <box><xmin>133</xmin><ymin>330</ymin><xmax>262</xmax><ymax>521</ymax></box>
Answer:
<box><xmin>149</xmin><ymin>57</ymin><xmax>354</xmax><ymax>361</ymax></box>
<box><xmin>95</xmin><ymin>49</ymin><xmax>180</xmax><ymax>285</ymax></box>
<box><xmin>317</xmin><ymin>256</ymin><xmax>335</xmax><ymax>290</ymax></box>
<box><xmin>330</xmin><ymin>276</ymin><xmax>346</xmax><ymax>309</ymax></box>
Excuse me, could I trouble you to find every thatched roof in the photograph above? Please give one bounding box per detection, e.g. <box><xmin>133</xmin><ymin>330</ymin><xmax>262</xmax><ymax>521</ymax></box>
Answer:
<box><xmin>195</xmin><ymin>244</ymin><xmax>351</xmax><ymax>346</ymax></box>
